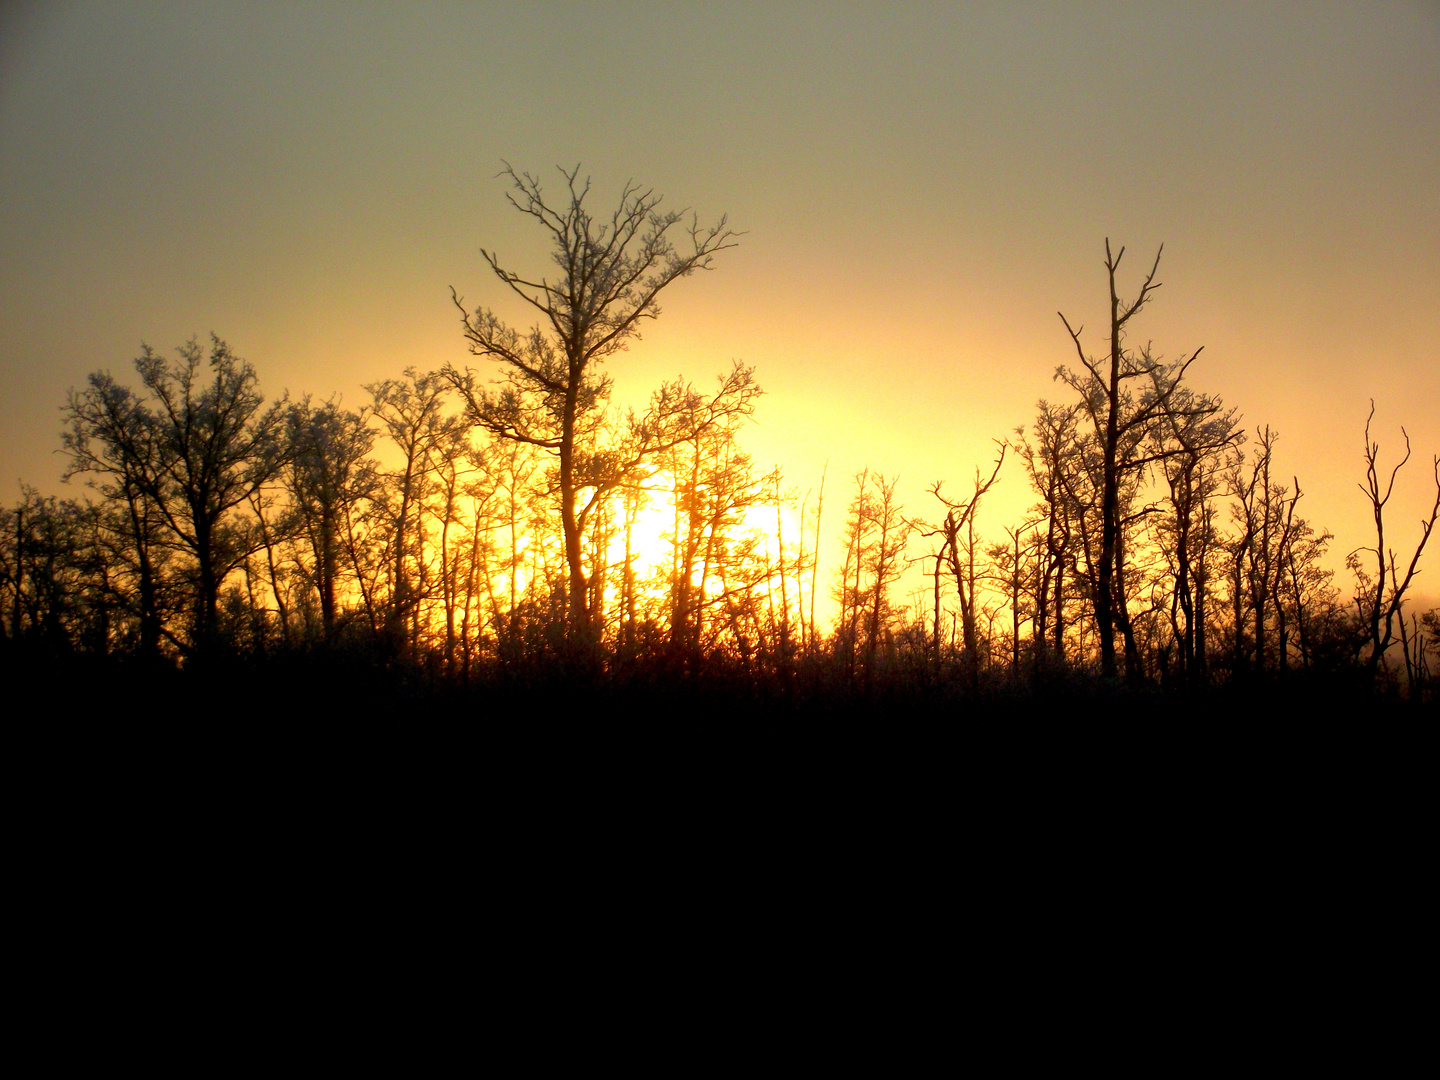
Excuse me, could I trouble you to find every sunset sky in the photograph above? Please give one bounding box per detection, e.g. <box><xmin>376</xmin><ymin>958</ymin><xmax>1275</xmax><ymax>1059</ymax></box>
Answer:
<box><xmin>3</xmin><ymin>2</ymin><xmax>1437</xmax><ymax>611</ymax></box>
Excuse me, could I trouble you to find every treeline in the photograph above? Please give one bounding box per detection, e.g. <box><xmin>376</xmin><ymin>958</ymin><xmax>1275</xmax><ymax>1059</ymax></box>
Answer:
<box><xmin>2</xmin><ymin>167</ymin><xmax>1437</xmax><ymax>712</ymax></box>
<box><xmin>3</xmin><ymin>335</ymin><xmax>1435</xmax><ymax>710</ymax></box>
<box><xmin>2</xmin><ymin>338</ymin><xmax>806</xmax><ymax>692</ymax></box>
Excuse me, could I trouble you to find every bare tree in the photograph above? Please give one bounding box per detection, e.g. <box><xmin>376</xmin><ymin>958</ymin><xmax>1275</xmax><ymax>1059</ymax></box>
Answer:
<box><xmin>833</xmin><ymin>470</ymin><xmax>909</xmax><ymax>679</ymax></box>
<box><xmin>66</xmin><ymin>337</ymin><xmax>288</xmax><ymax>653</ymax></box>
<box><xmin>917</xmin><ymin>444</ymin><xmax>1005</xmax><ymax>684</ymax></box>
<box><xmin>1228</xmin><ymin>427</ymin><xmax>1300</xmax><ymax>673</ymax></box>
<box><xmin>803</xmin><ymin>465</ymin><xmax>827</xmax><ymax>655</ymax></box>
<box><xmin>860</xmin><ymin>473</ymin><xmax>908</xmax><ymax>677</ymax></box>
<box><xmin>658</xmin><ymin>385</ymin><xmax>769</xmax><ymax>660</ymax></box>
<box><xmin>445</xmin><ymin>163</ymin><xmax>741</xmax><ymax>640</ymax></box>
<box><xmin>1151</xmin><ymin>387</ymin><xmax>1242</xmax><ymax>685</ymax></box>
<box><xmin>283</xmin><ymin>398</ymin><xmax>378</xmax><ymax>640</ymax></box>
<box><xmin>0</xmin><ymin>490</ymin><xmax>98</xmax><ymax>653</ymax></box>
<box><xmin>1057</xmin><ymin>240</ymin><xmax>1218</xmax><ymax>680</ymax></box>
<box><xmin>63</xmin><ymin>372</ymin><xmax>171</xmax><ymax>659</ymax></box>
<box><xmin>1349</xmin><ymin>403</ymin><xmax>1440</xmax><ymax>678</ymax></box>
<box><xmin>366</xmin><ymin>368</ymin><xmax>461</xmax><ymax>653</ymax></box>
<box><xmin>988</xmin><ymin>521</ymin><xmax>1039</xmax><ymax>677</ymax></box>
<box><xmin>1014</xmin><ymin>402</ymin><xmax>1084</xmax><ymax>666</ymax></box>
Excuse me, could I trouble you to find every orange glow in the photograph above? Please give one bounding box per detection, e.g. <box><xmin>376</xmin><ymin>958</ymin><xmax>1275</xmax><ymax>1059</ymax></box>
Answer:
<box><xmin>3</xmin><ymin>4</ymin><xmax>1438</xmax><ymax>661</ymax></box>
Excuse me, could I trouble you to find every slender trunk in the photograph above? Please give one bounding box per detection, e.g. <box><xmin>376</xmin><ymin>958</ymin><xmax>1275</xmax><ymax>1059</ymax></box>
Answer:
<box><xmin>810</xmin><ymin>466</ymin><xmax>825</xmax><ymax>656</ymax></box>
<box><xmin>319</xmin><ymin>502</ymin><xmax>338</xmax><ymax>637</ymax></box>
<box><xmin>195</xmin><ymin>510</ymin><xmax>219</xmax><ymax>651</ymax></box>
<box><xmin>774</xmin><ymin>474</ymin><xmax>790</xmax><ymax>665</ymax></box>
<box><xmin>343</xmin><ymin>500</ymin><xmax>378</xmax><ymax>634</ymax></box>
<box><xmin>126</xmin><ymin>490</ymin><xmax>161</xmax><ymax>661</ymax></box>
<box><xmin>1194</xmin><ymin>502</ymin><xmax>1210</xmax><ymax>680</ymax></box>
<box><xmin>1097</xmin><ymin>276</ymin><xmax>1123</xmax><ymax>680</ymax></box>
<box><xmin>932</xmin><ymin>549</ymin><xmax>943</xmax><ymax>667</ymax></box>
<box><xmin>1114</xmin><ymin>519</ymin><xmax>1140</xmax><ymax>680</ymax></box>
<box><xmin>253</xmin><ymin>497</ymin><xmax>291</xmax><ymax>648</ymax></box>
<box><xmin>1053</xmin><ymin>551</ymin><xmax>1065</xmax><ymax>662</ymax></box>
<box><xmin>621</xmin><ymin>488</ymin><xmax>637</xmax><ymax>654</ymax></box>
<box><xmin>559</xmin><ymin>395</ymin><xmax>590</xmax><ymax>642</ymax></box>
<box><xmin>461</xmin><ymin>500</ymin><xmax>484</xmax><ymax>679</ymax></box>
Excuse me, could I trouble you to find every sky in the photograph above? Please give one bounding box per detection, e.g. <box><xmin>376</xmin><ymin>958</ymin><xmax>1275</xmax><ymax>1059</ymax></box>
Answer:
<box><xmin>3</xmin><ymin>1</ymin><xmax>1438</xmax><ymax>612</ymax></box>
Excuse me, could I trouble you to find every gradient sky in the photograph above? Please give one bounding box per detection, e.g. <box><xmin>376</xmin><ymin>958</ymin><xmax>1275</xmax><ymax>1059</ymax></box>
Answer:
<box><xmin>3</xmin><ymin>1</ymin><xmax>1437</xmax><ymax>611</ymax></box>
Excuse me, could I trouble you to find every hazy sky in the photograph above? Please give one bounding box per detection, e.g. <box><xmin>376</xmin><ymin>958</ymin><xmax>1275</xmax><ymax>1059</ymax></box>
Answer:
<box><xmin>3</xmin><ymin>1</ymin><xmax>1437</xmax><ymax>607</ymax></box>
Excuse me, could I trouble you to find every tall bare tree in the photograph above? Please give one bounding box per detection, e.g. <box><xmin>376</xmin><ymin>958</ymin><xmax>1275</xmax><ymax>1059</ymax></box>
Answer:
<box><xmin>918</xmin><ymin>445</ymin><xmax>1005</xmax><ymax>684</ymax></box>
<box><xmin>1349</xmin><ymin>403</ymin><xmax>1440</xmax><ymax>678</ymax></box>
<box><xmin>445</xmin><ymin>164</ymin><xmax>741</xmax><ymax>640</ymax></box>
<box><xmin>1057</xmin><ymin>240</ymin><xmax>1219</xmax><ymax>679</ymax></box>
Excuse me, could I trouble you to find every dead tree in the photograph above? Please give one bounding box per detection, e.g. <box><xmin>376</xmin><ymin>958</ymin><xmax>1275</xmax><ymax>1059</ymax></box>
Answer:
<box><xmin>1057</xmin><ymin>240</ymin><xmax>1216</xmax><ymax>680</ymax></box>
<box><xmin>1350</xmin><ymin>402</ymin><xmax>1440</xmax><ymax>678</ymax></box>
<box><xmin>917</xmin><ymin>443</ymin><xmax>1005</xmax><ymax>685</ymax></box>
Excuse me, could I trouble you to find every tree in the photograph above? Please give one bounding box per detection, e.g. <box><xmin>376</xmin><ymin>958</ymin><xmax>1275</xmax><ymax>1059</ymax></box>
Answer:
<box><xmin>139</xmin><ymin>337</ymin><xmax>289</xmax><ymax>652</ymax></box>
<box><xmin>0</xmin><ymin>489</ymin><xmax>98</xmax><ymax>654</ymax></box>
<box><xmin>1228</xmin><ymin>427</ymin><xmax>1293</xmax><ymax>674</ymax></box>
<box><xmin>1056</xmin><ymin>240</ymin><xmax>1220</xmax><ymax>680</ymax></box>
<box><xmin>833</xmin><ymin>470</ymin><xmax>909</xmax><ymax>679</ymax></box>
<box><xmin>64</xmin><ymin>336</ymin><xmax>288</xmax><ymax>654</ymax></box>
<box><xmin>652</xmin><ymin>372</ymin><xmax>767</xmax><ymax>659</ymax></box>
<box><xmin>1150</xmin><ymin>385</ymin><xmax>1241</xmax><ymax>685</ymax></box>
<box><xmin>916</xmin><ymin>445</ymin><xmax>1005</xmax><ymax>683</ymax></box>
<box><xmin>473</xmin><ymin>436</ymin><xmax>548</xmax><ymax>656</ymax></box>
<box><xmin>1014</xmin><ymin>401</ymin><xmax>1084</xmax><ymax>667</ymax></box>
<box><xmin>283</xmin><ymin>397</ymin><xmax>379</xmax><ymax>641</ymax></box>
<box><xmin>445</xmin><ymin>163</ymin><xmax>741</xmax><ymax>641</ymax></box>
<box><xmin>988</xmin><ymin>521</ymin><xmax>1040</xmax><ymax>677</ymax></box>
<box><xmin>63</xmin><ymin>371</ymin><xmax>172</xmax><ymax>659</ymax></box>
<box><xmin>1349</xmin><ymin>403</ymin><xmax>1440</xmax><ymax>679</ymax></box>
<box><xmin>365</xmin><ymin>368</ymin><xmax>464</xmax><ymax>654</ymax></box>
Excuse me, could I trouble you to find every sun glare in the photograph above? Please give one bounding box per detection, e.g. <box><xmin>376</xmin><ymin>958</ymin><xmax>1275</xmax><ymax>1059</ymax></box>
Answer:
<box><xmin>616</xmin><ymin>489</ymin><xmax>677</xmax><ymax>579</ymax></box>
<box><xmin>597</xmin><ymin>472</ymin><xmax>805</xmax><ymax>599</ymax></box>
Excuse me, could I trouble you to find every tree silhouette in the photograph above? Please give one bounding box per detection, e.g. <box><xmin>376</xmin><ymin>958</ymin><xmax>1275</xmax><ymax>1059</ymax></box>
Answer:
<box><xmin>1228</xmin><ymin>427</ymin><xmax>1309</xmax><ymax>674</ymax></box>
<box><xmin>366</xmin><ymin>368</ymin><xmax>465</xmax><ymax>655</ymax></box>
<box><xmin>1350</xmin><ymin>403</ymin><xmax>1440</xmax><ymax>678</ymax></box>
<box><xmin>445</xmin><ymin>163</ymin><xmax>740</xmax><ymax>641</ymax></box>
<box><xmin>14</xmin><ymin>210</ymin><xmax>1440</xmax><ymax>712</ymax></box>
<box><xmin>917</xmin><ymin>445</ymin><xmax>1005</xmax><ymax>685</ymax></box>
<box><xmin>833</xmin><ymin>470</ymin><xmax>908</xmax><ymax>680</ymax></box>
<box><xmin>64</xmin><ymin>336</ymin><xmax>288</xmax><ymax>654</ymax></box>
<box><xmin>283</xmin><ymin>398</ymin><xmax>379</xmax><ymax>641</ymax></box>
<box><xmin>0</xmin><ymin>490</ymin><xmax>97</xmax><ymax>653</ymax></box>
<box><xmin>1014</xmin><ymin>401</ymin><xmax>1084</xmax><ymax>668</ymax></box>
<box><xmin>652</xmin><ymin>373</ymin><xmax>768</xmax><ymax>660</ymax></box>
<box><xmin>1150</xmin><ymin>385</ymin><xmax>1241</xmax><ymax>685</ymax></box>
<box><xmin>1057</xmin><ymin>241</ymin><xmax>1219</xmax><ymax>680</ymax></box>
<box><xmin>63</xmin><ymin>372</ymin><xmax>172</xmax><ymax>659</ymax></box>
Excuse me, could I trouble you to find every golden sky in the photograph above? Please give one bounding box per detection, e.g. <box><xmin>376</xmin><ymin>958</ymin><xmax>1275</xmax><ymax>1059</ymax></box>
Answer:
<box><xmin>3</xmin><ymin>2</ymin><xmax>1437</xmax><ymax>609</ymax></box>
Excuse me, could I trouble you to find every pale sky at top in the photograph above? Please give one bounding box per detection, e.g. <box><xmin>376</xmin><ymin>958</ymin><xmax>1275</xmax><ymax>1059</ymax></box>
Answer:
<box><xmin>2</xmin><ymin>1</ymin><xmax>1437</xmax><ymax>607</ymax></box>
